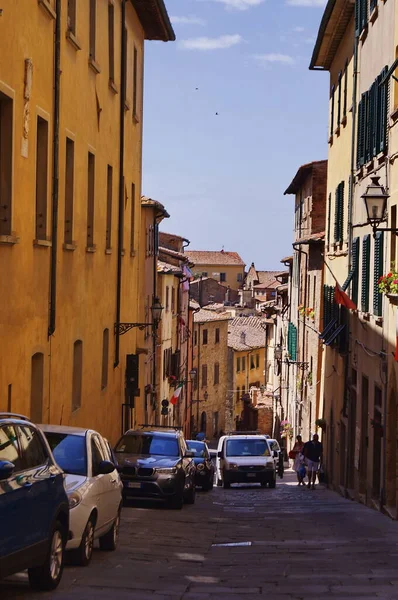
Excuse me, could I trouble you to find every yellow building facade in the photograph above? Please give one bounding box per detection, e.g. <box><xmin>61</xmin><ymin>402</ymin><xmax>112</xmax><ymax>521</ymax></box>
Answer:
<box><xmin>0</xmin><ymin>0</ymin><xmax>174</xmax><ymax>443</ymax></box>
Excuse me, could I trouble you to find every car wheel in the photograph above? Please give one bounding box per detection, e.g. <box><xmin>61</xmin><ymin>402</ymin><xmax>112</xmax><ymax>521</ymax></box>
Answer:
<box><xmin>70</xmin><ymin>516</ymin><xmax>95</xmax><ymax>566</ymax></box>
<box><xmin>99</xmin><ymin>509</ymin><xmax>120</xmax><ymax>552</ymax></box>
<box><xmin>28</xmin><ymin>520</ymin><xmax>65</xmax><ymax>591</ymax></box>
<box><xmin>269</xmin><ymin>478</ymin><xmax>276</xmax><ymax>488</ymax></box>
<box><xmin>204</xmin><ymin>479</ymin><xmax>214</xmax><ymax>491</ymax></box>
<box><xmin>168</xmin><ymin>493</ymin><xmax>184</xmax><ymax>510</ymax></box>
<box><xmin>185</xmin><ymin>482</ymin><xmax>196</xmax><ymax>504</ymax></box>
<box><xmin>216</xmin><ymin>477</ymin><xmax>222</xmax><ymax>487</ymax></box>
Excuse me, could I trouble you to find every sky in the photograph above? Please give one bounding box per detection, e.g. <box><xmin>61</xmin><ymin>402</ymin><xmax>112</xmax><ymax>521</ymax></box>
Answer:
<box><xmin>142</xmin><ymin>0</ymin><xmax>329</xmax><ymax>270</ymax></box>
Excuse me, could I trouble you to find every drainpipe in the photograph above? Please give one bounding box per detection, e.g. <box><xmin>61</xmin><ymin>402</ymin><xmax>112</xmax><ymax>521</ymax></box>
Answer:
<box><xmin>48</xmin><ymin>0</ymin><xmax>61</xmax><ymax>338</ymax></box>
<box><xmin>114</xmin><ymin>0</ymin><xmax>126</xmax><ymax>367</ymax></box>
<box><xmin>293</xmin><ymin>244</ymin><xmax>308</xmax><ymax>435</ymax></box>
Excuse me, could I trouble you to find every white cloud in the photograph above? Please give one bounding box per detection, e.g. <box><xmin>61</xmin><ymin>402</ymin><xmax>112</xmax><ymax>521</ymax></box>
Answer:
<box><xmin>179</xmin><ymin>34</ymin><xmax>243</xmax><ymax>51</ymax></box>
<box><xmin>304</xmin><ymin>36</ymin><xmax>316</xmax><ymax>44</ymax></box>
<box><xmin>286</xmin><ymin>0</ymin><xmax>326</xmax><ymax>6</ymax></box>
<box><xmin>294</xmin><ymin>26</ymin><xmax>305</xmax><ymax>32</ymax></box>
<box><xmin>170</xmin><ymin>16</ymin><xmax>206</xmax><ymax>26</ymax></box>
<box><xmin>203</xmin><ymin>0</ymin><xmax>264</xmax><ymax>11</ymax></box>
<box><xmin>253</xmin><ymin>53</ymin><xmax>295</xmax><ymax>65</ymax></box>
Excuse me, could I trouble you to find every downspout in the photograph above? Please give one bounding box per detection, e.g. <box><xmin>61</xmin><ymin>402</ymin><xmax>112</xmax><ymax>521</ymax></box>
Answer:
<box><xmin>293</xmin><ymin>244</ymin><xmax>308</xmax><ymax>434</ymax></box>
<box><xmin>114</xmin><ymin>0</ymin><xmax>126</xmax><ymax>367</ymax></box>
<box><xmin>48</xmin><ymin>0</ymin><xmax>61</xmax><ymax>338</ymax></box>
<box><xmin>151</xmin><ymin>213</ymin><xmax>161</xmax><ymax>422</ymax></box>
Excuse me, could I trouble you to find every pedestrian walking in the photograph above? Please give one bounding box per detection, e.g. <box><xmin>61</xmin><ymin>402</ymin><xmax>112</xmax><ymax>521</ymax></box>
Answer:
<box><xmin>303</xmin><ymin>433</ymin><xmax>323</xmax><ymax>490</ymax></box>
<box><xmin>289</xmin><ymin>435</ymin><xmax>305</xmax><ymax>485</ymax></box>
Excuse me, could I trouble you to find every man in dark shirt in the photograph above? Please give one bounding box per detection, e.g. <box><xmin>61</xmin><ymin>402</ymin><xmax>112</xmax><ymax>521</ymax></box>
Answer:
<box><xmin>303</xmin><ymin>433</ymin><xmax>323</xmax><ymax>490</ymax></box>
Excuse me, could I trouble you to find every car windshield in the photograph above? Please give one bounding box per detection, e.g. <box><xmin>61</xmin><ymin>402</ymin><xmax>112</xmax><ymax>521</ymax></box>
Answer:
<box><xmin>225</xmin><ymin>439</ymin><xmax>271</xmax><ymax>457</ymax></box>
<box><xmin>187</xmin><ymin>440</ymin><xmax>207</xmax><ymax>458</ymax></box>
<box><xmin>44</xmin><ymin>432</ymin><xmax>87</xmax><ymax>476</ymax></box>
<box><xmin>115</xmin><ymin>434</ymin><xmax>179</xmax><ymax>457</ymax></box>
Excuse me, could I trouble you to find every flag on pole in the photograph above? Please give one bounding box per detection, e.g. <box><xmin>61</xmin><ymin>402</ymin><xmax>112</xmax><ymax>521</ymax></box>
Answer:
<box><xmin>170</xmin><ymin>383</ymin><xmax>183</xmax><ymax>405</ymax></box>
<box><xmin>334</xmin><ymin>283</ymin><xmax>357</xmax><ymax>311</ymax></box>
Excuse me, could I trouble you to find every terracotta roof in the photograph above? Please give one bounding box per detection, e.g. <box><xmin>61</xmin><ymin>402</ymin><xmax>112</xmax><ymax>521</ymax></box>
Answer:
<box><xmin>141</xmin><ymin>196</ymin><xmax>170</xmax><ymax>218</ymax></box>
<box><xmin>194</xmin><ymin>309</ymin><xmax>232</xmax><ymax>324</ymax></box>
<box><xmin>281</xmin><ymin>256</ymin><xmax>293</xmax><ymax>263</ymax></box>
<box><xmin>274</xmin><ymin>270</ymin><xmax>289</xmax><ymax>279</ymax></box>
<box><xmin>131</xmin><ymin>0</ymin><xmax>175</xmax><ymax>42</ymax></box>
<box><xmin>253</xmin><ymin>271</ymin><xmax>280</xmax><ymax>288</ymax></box>
<box><xmin>228</xmin><ymin>317</ymin><xmax>267</xmax><ymax>351</ymax></box>
<box><xmin>159</xmin><ymin>246</ymin><xmax>192</xmax><ymax>264</ymax></box>
<box><xmin>185</xmin><ymin>250</ymin><xmax>245</xmax><ymax>267</ymax></box>
<box><xmin>310</xmin><ymin>0</ymin><xmax>355</xmax><ymax>71</ymax></box>
<box><xmin>157</xmin><ymin>260</ymin><xmax>182</xmax><ymax>275</ymax></box>
<box><xmin>294</xmin><ymin>231</ymin><xmax>325</xmax><ymax>245</ymax></box>
<box><xmin>284</xmin><ymin>160</ymin><xmax>327</xmax><ymax>195</ymax></box>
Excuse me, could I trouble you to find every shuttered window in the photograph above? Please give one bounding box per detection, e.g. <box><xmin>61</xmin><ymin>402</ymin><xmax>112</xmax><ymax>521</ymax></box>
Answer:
<box><xmin>334</xmin><ymin>181</ymin><xmax>344</xmax><ymax>244</ymax></box>
<box><xmin>343</xmin><ymin>60</ymin><xmax>348</xmax><ymax>118</ymax></box>
<box><xmin>352</xmin><ymin>237</ymin><xmax>360</xmax><ymax>307</ymax></box>
<box><xmin>327</xmin><ymin>193</ymin><xmax>332</xmax><ymax>249</ymax></box>
<box><xmin>287</xmin><ymin>323</ymin><xmax>297</xmax><ymax>362</ymax></box>
<box><xmin>361</xmin><ymin>235</ymin><xmax>371</xmax><ymax>312</ymax></box>
<box><xmin>356</xmin><ymin>67</ymin><xmax>389</xmax><ymax>168</ymax></box>
<box><xmin>370</xmin><ymin>0</ymin><xmax>377</xmax><ymax>13</ymax></box>
<box><xmin>337</xmin><ymin>71</ymin><xmax>342</xmax><ymax>126</ymax></box>
<box><xmin>355</xmin><ymin>0</ymin><xmax>368</xmax><ymax>37</ymax></box>
<box><xmin>330</xmin><ymin>85</ymin><xmax>335</xmax><ymax>137</ymax></box>
<box><xmin>373</xmin><ymin>231</ymin><xmax>384</xmax><ymax>316</ymax></box>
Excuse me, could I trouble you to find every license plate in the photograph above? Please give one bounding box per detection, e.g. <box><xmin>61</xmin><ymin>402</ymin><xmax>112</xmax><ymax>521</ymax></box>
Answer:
<box><xmin>247</xmin><ymin>473</ymin><xmax>256</xmax><ymax>478</ymax></box>
<box><xmin>126</xmin><ymin>482</ymin><xmax>141</xmax><ymax>489</ymax></box>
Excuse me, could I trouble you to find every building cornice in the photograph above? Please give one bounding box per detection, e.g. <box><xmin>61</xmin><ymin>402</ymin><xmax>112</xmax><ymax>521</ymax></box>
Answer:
<box><xmin>309</xmin><ymin>0</ymin><xmax>354</xmax><ymax>71</ymax></box>
<box><xmin>131</xmin><ymin>0</ymin><xmax>175</xmax><ymax>42</ymax></box>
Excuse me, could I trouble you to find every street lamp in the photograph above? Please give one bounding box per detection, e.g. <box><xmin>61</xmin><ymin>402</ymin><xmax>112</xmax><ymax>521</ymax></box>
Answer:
<box><xmin>115</xmin><ymin>297</ymin><xmax>164</xmax><ymax>335</ymax></box>
<box><xmin>361</xmin><ymin>176</ymin><xmax>390</xmax><ymax>237</ymax></box>
<box><xmin>189</xmin><ymin>369</ymin><xmax>197</xmax><ymax>383</ymax></box>
<box><xmin>274</xmin><ymin>343</ymin><xmax>283</xmax><ymax>362</ymax></box>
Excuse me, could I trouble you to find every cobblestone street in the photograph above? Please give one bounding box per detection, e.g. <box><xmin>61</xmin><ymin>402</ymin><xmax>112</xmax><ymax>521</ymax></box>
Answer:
<box><xmin>2</xmin><ymin>470</ymin><xmax>398</xmax><ymax>599</ymax></box>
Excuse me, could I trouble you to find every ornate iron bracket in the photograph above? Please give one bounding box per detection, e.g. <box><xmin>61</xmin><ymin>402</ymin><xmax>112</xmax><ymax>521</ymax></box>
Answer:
<box><xmin>115</xmin><ymin>322</ymin><xmax>153</xmax><ymax>336</ymax></box>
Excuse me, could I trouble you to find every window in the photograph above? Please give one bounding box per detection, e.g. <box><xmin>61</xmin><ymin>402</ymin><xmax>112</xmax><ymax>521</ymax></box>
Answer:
<box><xmin>101</xmin><ymin>328</ymin><xmax>109</xmax><ymax>390</ymax></box>
<box><xmin>215</xmin><ymin>328</ymin><xmax>220</xmax><ymax>344</ymax></box>
<box><xmin>220</xmin><ymin>272</ymin><xmax>226</xmax><ymax>282</ymax></box>
<box><xmin>370</xmin><ymin>0</ymin><xmax>377</xmax><ymax>13</ymax></box>
<box><xmin>108</xmin><ymin>2</ymin><xmax>114</xmax><ymax>83</ymax></box>
<box><xmin>237</xmin><ymin>273</ymin><xmax>243</xmax><ymax>282</ymax></box>
<box><xmin>237</xmin><ymin>357</ymin><xmax>241</xmax><ymax>372</ymax></box>
<box><xmin>130</xmin><ymin>182</ymin><xmax>135</xmax><ymax>253</ymax></box>
<box><xmin>334</xmin><ymin>181</ymin><xmax>344</xmax><ymax>244</ymax></box>
<box><xmin>357</xmin><ymin>67</ymin><xmax>389</xmax><ymax>168</ymax></box>
<box><xmin>373</xmin><ymin>232</ymin><xmax>384</xmax><ymax>316</ymax></box>
<box><xmin>352</xmin><ymin>237</ymin><xmax>360</xmax><ymax>306</ymax></box>
<box><xmin>165</xmin><ymin>286</ymin><xmax>169</xmax><ymax>311</ymax></box>
<box><xmin>203</xmin><ymin>329</ymin><xmax>208</xmax><ymax>345</ymax></box>
<box><xmin>337</xmin><ymin>71</ymin><xmax>342</xmax><ymax>126</ymax></box>
<box><xmin>194</xmin><ymin>330</ymin><xmax>198</xmax><ymax>346</ymax></box>
<box><xmin>242</xmin><ymin>356</ymin><xmax>246</xmax><ymax>371</ymax></box>
<box><xmin>202</xmin><ymin>272</ymin><xmax>208</xmax><ymax>277</ymax></box>
<box><xmin>89</xmin><ymin>0</ymin><xmax>96</xmax><ymax>59</ymax></box>
<box><xmin>343</xmin><ymin>60</ymin><xmax>348</xmax><ymax>119</ymax></box>
<box><xmin>201</xmin><ymin>364</ymin><xmax>207</xmax><ymax>387</ymax></box>
<box><xmin>133</xmin><ymin>46</ymin><xmax>138</xmax><ymax>119</ymax></box>
<box><xmin>67</xmin><ymin>0</ymin><xmax>76</xmax><ymax>34</ymax></box>
<box><xmin>87</xmin><ymin>152</ymin><xmax>95</xmax><ymax>248</ymax></box>
<box><xmin>45</xmin><ymin>432</ymin><xmax>87</xmax><ymax>476</ymax></box>
<box><xmin>250</xmin><ymin>355</ymin><xmax>255</xmax><ymax>370</ymax></box>
<box><xmin>355</xmin><ymin>0</ymin><xmax>368</xmax><ymax>36</ymax></box>
<box><xmin>64</xmin><ymin>138</ymin><xmax>74</xmax><ymax>244</ymax></box>
<box><xmin>35</xmin><ymin>117</ymin><xmax>48</xmax><ymax>240</ymax></box>
<box><xmin>361</xmin><ymin>235</ymin><xmax>371</xmax><ymax>312</ymax></box>
<box><xmin>214</xmin><ymin>363</ymin><xmax>219</xmax><ymax>385</ymax></box>
<box><xmin>0</xmin><ymin>426</ymin><xmax>22</xmax><ymax>470</ymax></box>
<box><xmin>236</xmin><ymin>386</ymin><xmax>240</xmax><ymax>403</ymax></box>
<box><xmin>171</xmin><ymin>287</ymin><xmax>175</xmax><ymax>313</ymax></box>
<box><xmin>91</xmin><ymin>435</ymin><xmax>105</xmax><ymax>476</ymax></box>
<box><xmin>330</xmin><ymin>85</ymin><xmax>335</xmax><ymax>138</ymax></box>
<box><xmin>30</xmin><ymin>353</ymin><xmax>44</xmax><ymax>423</ymax></box>
<box><xmin>19</xmin><ymin>426</ymin><xmax>47</xmax><ymax>468</ymax></box>
<box><xmin>287</xmin><ymin>322</ymin><xmax>297</xmax><ymax>361</ymax></box>
<box><xmin>106</xmin><ymin>166</ymin><xmax>112</xmax><ymax>250</ymax></box>
<box><xmin>256</xmin><ymin>354</ymin><xmax>259</xmax><ymax>369</ymax></box>
<box><xmin>391</xmin><ymin>206</ymin><xmax>397</xmax><ymax>268</ymax></box>
<box><xmin>0</xmin><ymin>91</ymin><xmax>13</xmax><ymax>236</ymax></box>
<box><xmin>72</xmin><ymin>340</ymin><xmax>83</xmax><ymax>412</ymax></box>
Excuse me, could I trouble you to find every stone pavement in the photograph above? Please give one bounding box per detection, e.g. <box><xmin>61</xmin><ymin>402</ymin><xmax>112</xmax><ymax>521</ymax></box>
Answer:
<box><xmin>2</xmin><ymin>469</ymin><xmax>398</xmax><ymax>599</ymax></box>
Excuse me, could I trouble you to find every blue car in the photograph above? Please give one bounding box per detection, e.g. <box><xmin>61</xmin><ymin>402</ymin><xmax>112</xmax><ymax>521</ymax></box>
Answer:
<box><xmin>0</xmin><ymin>413</ymin><xmax>69</xmax><ymax>590</ymax></box>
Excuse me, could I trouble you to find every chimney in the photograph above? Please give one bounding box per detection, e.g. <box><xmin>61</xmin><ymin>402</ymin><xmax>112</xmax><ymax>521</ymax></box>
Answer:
<box><xmin>240</xmin><ymin>331</ymin><xmax>246</xmax><ymax>344</ymax></box>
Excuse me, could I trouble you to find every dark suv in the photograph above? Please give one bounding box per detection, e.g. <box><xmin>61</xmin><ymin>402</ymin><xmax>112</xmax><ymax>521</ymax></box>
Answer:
<box><xmin>0</xmin><ymin>413</ymin><xmax>69</xmax><ymax>590</ymax></box>
<box><xmin>114</xmin><ymin>426</ymin><xmax>196</xmax><ymax>509</ymax></box>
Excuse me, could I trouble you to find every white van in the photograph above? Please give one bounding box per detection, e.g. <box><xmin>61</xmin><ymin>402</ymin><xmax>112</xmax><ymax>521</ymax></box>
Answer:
<box><xmin>216</xmin><ymin>433</ymin><xmax>276</xmax><ymax>488</ymax></box>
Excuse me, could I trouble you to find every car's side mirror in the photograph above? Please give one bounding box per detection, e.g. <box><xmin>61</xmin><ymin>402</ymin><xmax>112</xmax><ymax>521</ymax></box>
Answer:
<box><xmin>98</xmin><ymin>460</ymin><xmax>116</xmax><ymax>475</ymax></box>
<box><xmin>273</xmin><ymin>450</ymin><xmax>278</xmax><ymax>458</ymax></box>
<box><xmin>0</xmin><ymin>460</ymin><xmax>15</xmax><ymax>481</ymax></box>
<box><xmin>185</xmin><ymin>451</ymin><xmax>194</xmax><ymax>458</ymax></box>
<box><xmin>217</xmin><ymin>451</ymin><xmax>223</xmax><ymax>458</ymax></box>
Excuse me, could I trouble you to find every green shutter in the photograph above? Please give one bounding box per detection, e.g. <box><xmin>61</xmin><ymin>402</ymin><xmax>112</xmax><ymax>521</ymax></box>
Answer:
<box><xmin>373</xmin><ymin>231</ymin><xmax>384</xmax><ymax>316</ymax></box>
<box><xmin>378</xmin><ymin>66</ymin><xmax>388</xmax><ymax>154</ymax></box>
<box><xmin>357</xmin><ymin>96</ymin><xmax>366</xmax><ymax>167</ymax></box>
<box><xmin>364</xmin><ymin>91</ymin><xmax>371</xmax><ymax>163</ymax></box>
<box><xmin>361</xmin><ymin>235</ymin><xmax>371</xmax><ymax>312</ymax></box>
<box><xmin>343</xmin><ymin>60</ymin><xmax>348</xmax><ymax>117</ymax></box>
<box><xmin>323</xmin><ymin>284</ymin><xmax>329</xmax><ymax>327</ymax></box>
<box><xmin>370</xmin><ymin>80</ymin><xmax>377</xmax><ymax>157</ymax></box>
<box><xmin>346</xmin><ymin>176</ymin><xmax>352</xmax><ymax>239</ymax></box>
<box><xmin>370</xmin><ymin>0</ymin><xmax>377</xmax><ymax>11</ymax></box>
<box><xmin>334</xmin><ymin>186</ymin><xmax>339</xmax><ymax>242</ymax></box>
<box><xmin>287</xmin><ymin>322</ymin><xmax>292</xmax><ymax>357</ymax></box>
<box><xmin>291</xmin><ymin>325</ymin><xmax>297</xmax><ymax>361</ymax></box>
<box><xmin>337</xmin><ymin>72</ymin><xmax>342</xmax><ymax>125</ymax></box>
<box><xmin>330</xmin><ymin>85</ymin><xmax>335</xmax><ymax>137</ymax></box>
<box><xmin>339</xmin><ymin>181</ymin><xmax>344</xmax><ymax>243</ymax></box>
<box><xmin>352</xmin><ymin>237</ymin><xmax>360</xmax><ymax>306</ymax></box>
<box><xmin>327</xmin><ymin>193</ymin><xmax>331</xmax><ymax>248</ymax></box>
<box><xmin>360</xmin><ymin>0</ymin><xmax>367</xmax><ymax>31</ymax></box>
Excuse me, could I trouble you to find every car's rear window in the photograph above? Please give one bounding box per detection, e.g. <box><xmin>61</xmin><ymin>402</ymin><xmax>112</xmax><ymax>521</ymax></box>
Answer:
<box><xmin>45</xmin><ymin>432</ymin><xmax>87</xmax><ymax>476</ymax></box>
<box><xmin>226</xmin><ymin>439</ymin><xmax>270</xmax><ymax>457</ymax></box>
<box><xmin>115</xmin><ymin>434</ymin><xmax>179</xmax><ymax>457</ymax></box>
<box><xmin>187</xmin><ymin>440</ymin><xmax>208</xmax><ymax>458</ymax></box>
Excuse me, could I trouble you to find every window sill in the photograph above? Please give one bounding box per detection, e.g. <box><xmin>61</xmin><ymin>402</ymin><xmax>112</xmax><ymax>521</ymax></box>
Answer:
<box><xmin>360</xmin><ymin>312</ymin><xmax>371</xmax><ymax>322</ymax></box>
<box><xmin>334</xmin><ymin>126</ymin><xmax>341</xmax><ymax>137</ymax></box>
<box><xmin>0</xmin><ymin>234</ymin><xmax>19</xmax><ymax>245</ymax></box>
<box><xmin>105</xmin><ymin>248</ymin><xmax>112</xmax><ymax>255</ymax></box>
<box><xmin>359</xmin><ymin>25</ymin><xmax>368</xmax><ymax>44</ymax></box>
<box><xmin>369</xmin><ymin>5</ymin><xmax>378</xmax><ymax>24</ymax></box>
<box><xmin>328</xmin><ymin>135</ymin><xmax>333</xmax><ymax>146</ymax></box>
<box><xmin>109</xmin><ymin>80</ymin><xmax>119</xmax><ymax>95</ymax></box>
<box><xmin>391</xmin><ymin>106</ymin><xmax>398</xmax><ymax>122</ymax></box>
<box><xmin>86</xmin><ymin>245</ymin><xmax>97</xmax><ymax>253</ymax></box>
<box><xmin>38</xmin><ymin>0</ymin><xmax>56</xmax><ymax>19</ymax></box>
<box><xmin>130</xmin><ymin>249</ymin><xmax>136</xmax><ymax>257</ymax></box>
<box><xmin>133</xmin><ymin>113</ymin><xmax>140</xmax><ymax>125</ymax></box>
<box><xmin>66</xmin><ymin>30</ymin><xmax>82</xmax><ymax>51</ymax></box>
<box><xmin>366</xmin><ymin>159</ymin><xmax>375</xmax><ymax>173</ymax></box>
<box><xmin>121</xmin><ymin>249</ymin><xmax>126</xmax><ymax>257</ymax></box>
<box><xmin>375</xmin><ymin>316</ymin><xmax>383</xmax><ymax>327</ymax></box>
<box><xmin>124</xmin><ymin>100</ymin><xmax>131</xmax><ymax>112</ymax></box>
<box><xmin>341</xmin><ymin>115</ymin><xmax>347</xmax><ymax>127</ymax></box>
<box><xmin>63</xmin><ymin>242</ymin><xmax>77</xmax><ymax>251</ymax></box>
<box><xmin>33</xmin><ymin>238</ymin><xmax>52</xmax><ymax>248</ymax></box>
<box><xmin>88</xmin><ymin>57</ymin><xmax>101</xmax><ymax>75</ymax></box>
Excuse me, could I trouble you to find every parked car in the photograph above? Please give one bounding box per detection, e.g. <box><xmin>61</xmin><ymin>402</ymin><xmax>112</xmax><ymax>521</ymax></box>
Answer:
<box><xmin>267</xmin><ymin>438</ymin><xmax>284</xmax><ymax>478</ymax></box>
<box><xmin>216</xmin><ymin>432</ymin><xmax>276</xmax><ymax>488</ymax></box>
<box><xmin>114</xmin><ymin>426</ymin><xmax>196</xmax><ymax>509</ymax></box>
<box><xmin>186</xmin><ymin>439</ymin><xmax>215</xmax><ymax>491</ymax></box>
<box><xmin>41</xmin><ymin>425</ymin><xmax>122</xmax><ymax>566</ymax></box>
<box><xmin>0</xmin><ymin>413</ymin><xmax>69</xmax><ymax>590</ymax></box>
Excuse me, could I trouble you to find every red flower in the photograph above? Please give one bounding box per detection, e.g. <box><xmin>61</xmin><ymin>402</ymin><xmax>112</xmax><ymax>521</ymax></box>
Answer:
<box><xmin>388</xmin><ymin>272</ymin><xmax>393</xmax><ymax>278</ymax></box>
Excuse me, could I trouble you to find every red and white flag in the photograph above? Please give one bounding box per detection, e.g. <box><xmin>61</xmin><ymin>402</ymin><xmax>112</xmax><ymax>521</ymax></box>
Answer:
<box><xmin>334</xmin><ymin>283</ymin><xmax>357</xmax><ymax>311</ymax></box>
<box><xmin>170</xmin><ymin>383</ymin><xmax>183</xmax><ymax>405</ymax></box>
